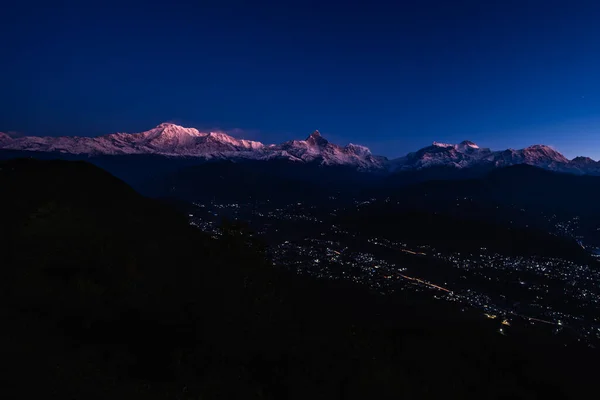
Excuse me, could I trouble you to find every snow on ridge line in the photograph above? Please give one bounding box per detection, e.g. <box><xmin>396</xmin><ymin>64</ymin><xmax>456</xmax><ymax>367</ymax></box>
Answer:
<box><xmin>432</xmin><ymin>140</ymin><xmax>480</xmax><ymax>150</ymax></box>
<box><xmin>391</xmin><ymin>137</ymin><xmax>598</xmax><ymax>174</ymax></box>
<box><xmin>432</xmin><ymin>141</ymin><xmax>454</xmax><ymax>148</ymax></box>
<box><xmin>0</xmin><ymin>123</ymin><xmax>386</xmax><ymax>170</ymax></box>
<box><xmin>2</xmin><ymin>123</ymin><xmax>599</xmax><ymax>173</ymax></box>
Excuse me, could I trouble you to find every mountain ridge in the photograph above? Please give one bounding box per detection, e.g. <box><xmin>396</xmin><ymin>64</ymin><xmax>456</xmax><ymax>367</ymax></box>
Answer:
<box><xmin>390</xmin><ymin>140</ymin><xmax>598</xmax><ymax>175</ymax></box>
<box><xmin>2</xmin><ymin>123</ymin><xmax>600</xmax><ymax>174</ymax></box>
<box><xmin>0</xmin><ymin>124</ymin><xmax>386</xmax><ymax>170</ymax></box>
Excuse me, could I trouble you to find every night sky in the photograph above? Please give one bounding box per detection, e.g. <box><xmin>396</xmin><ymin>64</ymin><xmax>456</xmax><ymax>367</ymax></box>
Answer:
<box><xmin>2</xmin><ymin>0</ymin><xmax>600</xmax><ymax>159</ymax></box>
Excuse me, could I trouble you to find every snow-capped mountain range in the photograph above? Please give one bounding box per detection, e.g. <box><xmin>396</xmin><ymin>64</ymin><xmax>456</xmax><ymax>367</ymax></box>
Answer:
<box><xmin>390</xmin><ymin>140</ymin><xmax>600</xmax><ymax>175</ymax></box>
<box><xmin>1</xmin><ymin>123</ymin><xmax>599</xmax><ymax>174</ymax></box>
<box><xmin>0</xmin><ymin>123</ymin><xmax>386</xmax><ymax>170</ymax></box>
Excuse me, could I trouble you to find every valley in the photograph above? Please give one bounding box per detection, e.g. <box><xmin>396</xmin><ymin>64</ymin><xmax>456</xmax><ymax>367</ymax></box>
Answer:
<box><xmin>185</xmin><ymin>196</ymin><xmax>600</xmax><ymax>348</ymax></box>
<box><xmin>2</xmin><ymin>157</ymin><xmax>599</xmax><ymax>398</ymax></box>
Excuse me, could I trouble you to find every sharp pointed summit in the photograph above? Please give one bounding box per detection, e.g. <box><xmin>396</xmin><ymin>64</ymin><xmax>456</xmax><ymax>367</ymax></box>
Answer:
<box><xmin>306</xmin><ymin>130</ymin><xmax>329</xmax><ymax>147</ymax></box>
<box><xmin>459</xmin><ymin>140</ymin><xmax>479</xmax><ymax>148</ymax></box>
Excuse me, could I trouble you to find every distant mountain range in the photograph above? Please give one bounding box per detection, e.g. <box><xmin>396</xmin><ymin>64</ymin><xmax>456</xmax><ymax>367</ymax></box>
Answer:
<box><xmin>0</xmin><ymin>123</ymin><xmax>386</xmax><ymax>170</ymax></box>
<box><xmin>1</xmin><ymin>122</ymin><xmax>599</xmax><ymax>175</ymax></box>
<box><xmin>390</xmin><ymin>140</ymin><xmax>600</xmax><ymax>175</ymax></box>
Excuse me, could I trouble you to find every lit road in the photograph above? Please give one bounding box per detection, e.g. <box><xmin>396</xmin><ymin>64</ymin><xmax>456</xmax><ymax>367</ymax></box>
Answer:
<box><xmin>397</xmin><ymin>273</ymin><xmax>452</xmax><ymax>293</ymax></box>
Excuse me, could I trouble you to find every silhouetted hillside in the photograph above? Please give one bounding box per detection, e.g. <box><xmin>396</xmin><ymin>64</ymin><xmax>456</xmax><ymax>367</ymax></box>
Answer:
<box><xmin>141</xmin><ymin>159</ymin><xmax>383</xmax><ymax>204</ymax></box>
<box><xmin>0</xmin><ymin>151</ymin><xmax>383</xmax><ymax>203</ymax></box>
<box><xmin>391</xmin><ymin>164</ymin><xmax>600</xmax><ymax>214</ymax></box>
<box><xmin>0</xmin><ymin>159</ymin><xmax>597</xmax><ymax>399</ymax></box>
<box><xmin>379</xmin><ymin>164</ymin><xmax>600</xmax><ymax>247</ymax></box>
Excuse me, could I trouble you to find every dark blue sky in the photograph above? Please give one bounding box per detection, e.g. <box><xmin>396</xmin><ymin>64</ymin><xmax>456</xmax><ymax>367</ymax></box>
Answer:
<box><xmin>2</xmin><ymin>0</ymin><xmax>600</xmax><ymax>158</ymax></box>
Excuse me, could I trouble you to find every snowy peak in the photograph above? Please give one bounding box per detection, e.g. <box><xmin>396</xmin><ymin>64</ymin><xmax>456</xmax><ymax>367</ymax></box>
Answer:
<box><xmin>345</xmin><ymin>143</ymin><xmax>372</xmax><ymax>157</ymax></box>
<box><xmin>206</xmin><ymin>131</ymin><xmax>240</xmax><ymax>143</ymax></box>
<box><xmin>458</xmin><ymin>140</ymin><xmax>479</xmax><ymax>149</ymax></box>
<box><xmin>523</xmin><ymin>144</ymin><xmax>560</xmax><ymax>154</ymax></box>
<box><xmin>432</xmin><ymin>141</ymin><xmax>454</xmax><ymax>148</ymax></box>
<box><xmin>432</xmin><ymin>140</ymin><xmax>480</xmax><ymax>151</ymax></box>
<box><xmin>156</xmin><ymin>122</ymin><xmax>180</xmax><ymax>129</ymax></box>
<box><xmin>393</xmin><ymin>140</ymin><xmax>491</xmax><ymax>170</ymax></box>
<box><xmin>96</xmin><ymin>123</ymin><xmax>267</xmax><ymax>155</ymax></box>
<box><xmin>306</xmin><ymin>130</ymin><xmax>329</xmax><ymax>147</ymax></box>
<box><xmin>571</xmin><ymin>156</ymin><xmax>596</xmax><ymax>165</ymax></box>
<box><xmin>135</xmin><ymin>123</ymin><xmax>204</xmax><ymax>139</ymax></box>
<box><xmin>0</xmin><ymin>132</ymin><xmax>12</xmax><ymax>143</ymax></box>
<box><xmin>520</xmin><ymin>145</ymin><xmax>569</xmax><ymax>164</ymax></box>
<box><xmin>568</xmin><ymin>156</ymin><xmax>600</xmax><ymax>174</ymax></box>
<box><xmin>277</xmin><ymin>131</ymin><xmax>384</xmax><ymax>169</ymax></box>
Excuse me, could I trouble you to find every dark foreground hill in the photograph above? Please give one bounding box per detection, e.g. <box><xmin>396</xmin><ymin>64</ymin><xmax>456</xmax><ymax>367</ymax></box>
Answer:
<box><xmin>0</xmin><ymin>150</ymin><xmax>384</xmax><ymax>204</ymax></box>
<box><xmin>386</xmin><ymin>164</ymin><xmax>600</xmax><ymax>216</ymax></box>
<box><xmin>379</xmin><ymin>164</ymin><xmax>600</xmax><ymax>248</ymax></box>
<box><xmin>138</xmin><ymin>158</ymin><xmax>384</xmax><ymax>204</ymax></box>
<box><xmin>0</xmin><ymin>159</ymin><xmax>597</xmax><ymax>399</ymax></box>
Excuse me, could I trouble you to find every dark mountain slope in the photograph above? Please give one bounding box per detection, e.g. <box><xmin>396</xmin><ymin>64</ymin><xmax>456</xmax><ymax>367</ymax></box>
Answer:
<box><xmin>380</xmin><ymin>164</ymin><xmax>600</xmax><ymax>247</ymax></box>
<box><xmin>396</xmin><ymin>164</ymin><xmax>600</xmax><ymax>214</ymax></box>
<box><xmin>0</xmin><ymin>159</ymin><xmax>597</xmax><ymax>399</ymax></box>
<box><xmin>0</xmin><ymin>149</ymin><xmax>210</xmax><ymax>192</ymax></box>
<box><xmin>141</xmin><ymin>159</ymin><xmax>385</xmax><ymax>204</ymax></box>
<box><xmin>0</xmin><ymin>150</ymin><xmax>385</xmax><ymax>202</ymax></box>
